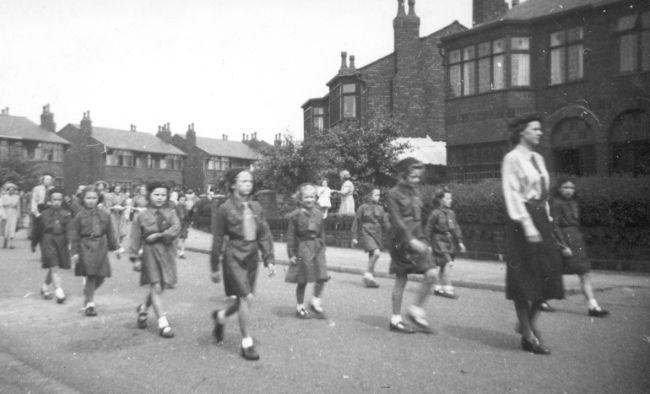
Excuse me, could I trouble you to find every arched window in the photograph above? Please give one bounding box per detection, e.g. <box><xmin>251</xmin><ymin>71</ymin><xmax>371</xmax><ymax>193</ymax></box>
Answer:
<box><xmin>551</xmin><ymin>117</ymin><xmax>596</xmax><ymax>176</ymax></box>
<box><xmin>610</xmin><ymin>109</ymin><xmax>650</xmax><ymax>175</ymax></box>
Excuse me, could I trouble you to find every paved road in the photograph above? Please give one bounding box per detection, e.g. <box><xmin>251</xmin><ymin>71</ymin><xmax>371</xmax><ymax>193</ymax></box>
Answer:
<box><xmin>0</xmin><ymin>234</ymin><xmax>649</xmax><ymax>393</ymax></box>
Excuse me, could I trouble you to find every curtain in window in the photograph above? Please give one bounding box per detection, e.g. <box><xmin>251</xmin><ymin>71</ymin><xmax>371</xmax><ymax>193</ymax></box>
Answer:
<box><xmin>568</xmin><ymin>44</ymin><xmax>584</xmax><ymax>80</ymax></box>
<box><xmin>492</xmin><ymin>55</ymin><xmax>504</xmax><ymax>89</ymax></box>
<box><xmin>463</xmin><ymin>60</ymin><xmax>476</xmax><ymax>95</ymax></box>
<box><xmin>620</xmin><ymin>34</ymin><xmax>638</xmax><ymax>72</ymax></box>
<box><xmin>449</xmin><ymin>64</ymin><xmax>461</xmax><ymax>97</ymax></box>
<box><xmin>510</xmin><ymin>54</ymin><xmax>530</xmax><ymax>86</ymax></box>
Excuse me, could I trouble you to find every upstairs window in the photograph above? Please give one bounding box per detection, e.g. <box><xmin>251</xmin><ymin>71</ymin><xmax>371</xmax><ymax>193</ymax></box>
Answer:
<box><xmin>313</xmin><ymin>107</ymin><xmax>324</xmax><ymax>132</ymax></box>
<box><xmin>510</xmin><ymin>36</ymin><xmax>530</xmax><ymax>86</ymax></box>
<box><xmin>617</xmin><ymin>11</ymin><xmax>650</xmax><ymax>73</ymax></box>
<box><xmin>550</xmin><ymin>27</ymin><xmax>584</xmax><ymax>84</ymax></box>
<box><xmin>448</xmin><ymin>49</ymin><xmax>462</xmax><ymax>97</ymax></box>
<box><xmin>342</xmin><ymin>84</ymin><xmax>357</xmax><ymax>119</ymax></box>
<box><xmin>329</xmin><ymin>83</ymin><xmax>358</xmax><ymax>124</ymax></box>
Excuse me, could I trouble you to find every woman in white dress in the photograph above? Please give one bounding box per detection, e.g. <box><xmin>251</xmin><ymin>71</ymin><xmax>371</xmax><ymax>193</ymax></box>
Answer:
<box><xmin>1</xmin><ymin>182</ymin><xmax>21</xmax><ymax>249</ymax></box>
<box><xmin>336</xmin><ymin>170</ymin><xmax>355</xmax><ymax>216</ymax></box>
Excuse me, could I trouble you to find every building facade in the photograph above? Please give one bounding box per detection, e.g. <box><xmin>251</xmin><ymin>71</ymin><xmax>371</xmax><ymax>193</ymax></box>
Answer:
<box><xmin>302</xmin><ymin>0</ymin><xmax>467</xmax><ymax>141</ymax></box>
<box><xmin>168</xmin><ymin>125</ymin><xmax>260</xmax><ymax>193</ymax></box>
<box><xmin>59</xmin><ymin>113</ymin><xmax>185</xmax><ymax>194</ymax></box>
<box><xmin>0</xmin><ymin>105</ymin><xmax>69</xmax><ymax>187</ymax></box>
<box><xmin>441</xmin><ymin>0</ymin><xmax>650</xmax><ymax>181</ymax></box>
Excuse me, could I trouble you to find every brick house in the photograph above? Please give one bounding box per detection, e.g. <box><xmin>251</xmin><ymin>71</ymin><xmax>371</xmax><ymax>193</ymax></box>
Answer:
<box><xmin>301</xmin><ymin>0</ymin><xmax>467</xmax><ymax>142</ymax></box>
<box><xmin>0</xmin><ymin>105</ymin><xmax>69</xmax><ymax>187</ymax></box>
<box><xmin>440</xmin><ymin>0</ymin><xmax>650</xmax><ymax>181</ymax></box>
<box><xmin>59</xmin><ymin>113</ymin><xmax>185</xmax><ymax>194</ymax></box>
<box><xmin>167</xmin><ymin>124</ymin><xmax>260</xmax><ymax>193</ymax></box>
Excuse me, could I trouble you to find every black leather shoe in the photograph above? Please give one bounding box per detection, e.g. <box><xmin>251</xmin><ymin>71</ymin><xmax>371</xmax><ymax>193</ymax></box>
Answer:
<box><xmin>521</xmin><ymin>337</ymin><xmax>550</xmax><ymax>355</ymax></box>
<box><xmin>539</xmin><ymin>302</ymin><xmax>556</xmax><ymax>312</ymax></box>
<box><xmin>389</xmin><ymin>321</ymin><xmax>415</xmax><ymax>334</ymax></box>
<box><xmin>588</xmin><ymin>307</ymin><xmax>609</xmax><ymax>317</ymax></box>
<box><xmin>439</xmin><ymin>291</ymin><xmax>459</xmax><ymax>299</ymax></box>
<box><xmin>296</xmin><ymin>308</ymin><xmax>311</xmax><ymax>319</ymax></box>
<box><xmin>241</xmin><ymin>345</ymin><xmax>259</xmax><ymax>361</ymax></box>
<box><xmin>212</xmin><ymin>310</ymin><xmax>225</xmax><ymax>343</ymax></box>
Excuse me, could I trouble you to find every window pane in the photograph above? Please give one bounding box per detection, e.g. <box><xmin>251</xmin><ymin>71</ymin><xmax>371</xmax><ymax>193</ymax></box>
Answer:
<box><xmin>313</xmin><ymin>107</ymin><xmax>324</xmax><ymax>115</ymax></box>
<box><xmin>449</xmin><ymin>64</ymin><xmax>461</xmax><ymax>97</ymax></box>
<box><xmin>478</xmin><ymin>57</ymin><xmax>491</xmax><ymax>92</ymax></box>
<box><xmin>511</xmin><ymin>54</ymin><xmax>530</xmax><ymax>86</ymax></box>
<box><xmin>342</xmin><ymin>84</ymin><xmax>356</xmax><ymax>93</ymax></box>
<box><xmin>463</xmin><ymin>46</ymin><xmax>475</xmax><ymax>60</ymax></box>
<box><xmin>642</xmin><ymin>11</ymin><xmax>650</xmax><ymax>28</ymax></box>
<box><xmin>620</xmin><ymin>34</ymin><xmax>638</xmax><ymax>72</ymax></box>
<box><xmin>550</xmin><ymin>47</ymin><xmax>565</xmax><ymax>84</ymax></box>
<box><xmin>449</xmin><ymin>49</ymin><xmax>461</xmax><ymax>63</ymax></box>
<box><xmin>567</xmin><ymin>27</ymin><xmax>583</xmax><ymax>42</ymax></box>
<box><xmin>550</xmin><ymin>30</ymin><xmax>565</xmax><ymax>47</ymax></box>
<box><xmin>330</xmin><ymin>97</ymin><xmax>341</xmax><ymax>123</ymax></box>
<box><xmin>478</xmin><ymin>42</ymin><xmax>490</xmax><ymax>57</ymax></box>
<box><xmin>343</xmin><ymin>95</ymin><xmax>356</xmax><ymax>118</ymax></box>
<box><xmin>617</xmin><ymin>14</ymin><xmax>637</xmax><ymax>31</ymax></box>
<box><xmin>492</xmin><ymin>54</ymin><xmax>505</xmax><ymax>89</ymax></box>
<box><xmin>568</xmin><ymin>44</ymin><xmax>584</xmax><ymax>80</ymax></box>
<box><xmin>314</xmin><ymin>117</ymin><xmax>324</xmax><ymax>132</ymax></box>
<box><xmin>463</xmin><ymin>60</ymin><xmax>476</xmax><ymax>95</ymax></box>
<box><xmin>643</xmin><ymin>30</ymin><xmax>650</xmax><ymax>71</ymax></box>
<box><xmin>492</xmin><ymin>38</ymin><xmax>505</xmax><ymax>54</ymax></box>
<box><xmin>511</xmin><ymin>37</ymin><xmax>530</xmax><ymax>50</ymax></box>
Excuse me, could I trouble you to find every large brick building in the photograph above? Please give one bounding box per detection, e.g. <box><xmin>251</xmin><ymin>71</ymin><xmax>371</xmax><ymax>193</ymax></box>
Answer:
<box><xmin>441</xmin><ymin>0</ymin><xmax>650</xmax><ymax>181</ymax></box>
<box><xmin>0</xmin><ymin>105</ymin><xmax>69</xmax><ymax>187</ymax></box>
<box><xmin>59</xmin><ymin>113</ymin><xmax>186</xmax><ymax>194</ymax></box>
<box><xmin>167</xmin><ymin>125</ymin><xmax>260</xmax><ymax>193</ymax></box>
<box><xmin>302</xmin><ymin>0</ymin><xmax>467</xmax><ymax>141</ymax></box>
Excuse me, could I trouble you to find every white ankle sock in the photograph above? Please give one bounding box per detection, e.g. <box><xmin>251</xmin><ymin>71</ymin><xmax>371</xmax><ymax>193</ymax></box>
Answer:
<box><xmin>217</xmin><ymin>309</ymin><xmax>226</xmax><ymax>323</ymax></box>
<box><xmin>588</xmin><ymin>299</ymin><xmax>599</xmax><ymax>309</ymax></box>
<box><xmin>158</xmin><ymin>315</ymin><xmax>169</xmax><ymax>328</ymax></box>
<box><xmin>54</xmin><ymin>287</ymin><xmax>65</xmax><ymax>298</ymax></box>
<box><xmin>296</xmin><ymin>304</ymin><xmax>305</xmax><ymax>312</ymax></box>
<box><xmin>42</xmin><ymin>283</ymin><xmax>50</xmax><ymax>292</ymax></box>
<box><xmin>443</xmin><ymin>285</ymin><xmax>454</xmax><ymax>293</ymax></box>
<box><xmin>390</xmin><ymin>314</ymin><xmax>402</xmax><ymax>325</ymax></box>
<box><xmin>434</xmin><ymin>285</ymin><xmax>442</xmax><ymax>291</ymax></box>
<box><xmin>408</xmin><ymin>305</ymin><xmax>425</xmax><ymax>318</ymax></box>
<box><xmin>364</xmin><ymin>272</ymin><xmax>373</xmax><ymax>280</ymax></box>
<box><xmin>311</xmin><ymin>297</ymin><xmax>322</xmax><ymax>309</ymax></box>
<box><xmin>241</xmin><ymin>336</ymin><xmax>253</xmax><ymax>348</ymax></box>
<box><xmin>86</xmin><ymin>302</ymin><xmax>95</xmax><ymax>308</ymax></box>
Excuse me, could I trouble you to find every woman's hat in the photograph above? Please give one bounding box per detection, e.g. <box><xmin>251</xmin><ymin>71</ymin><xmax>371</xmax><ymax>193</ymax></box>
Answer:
<box><xmin>395</xmin><ymin>157</ymin><xmax>423</xmax><ymax>175</ymax></box>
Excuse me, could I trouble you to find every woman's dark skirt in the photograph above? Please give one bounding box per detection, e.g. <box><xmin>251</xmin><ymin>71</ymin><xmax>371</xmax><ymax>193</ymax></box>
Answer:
<box><xmin>505</xmin><ymin>202</ymin><xmax>564</xmax><ymax>301</ymax></box>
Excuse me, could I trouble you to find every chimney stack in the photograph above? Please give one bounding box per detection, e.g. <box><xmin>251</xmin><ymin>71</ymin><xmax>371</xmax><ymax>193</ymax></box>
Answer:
<box><xmin>407</xmin><ymin>0</ymin><xmax>416</xmax><ymax>16</ymax></box>
<box><xmin>40</xmin><ymin>104</ymin><xmax>56</xmax><ymax>132</ymax></box>
<box><xmin>339</xmin><ymin>51</ymin><xmax>348</xmax><ymax>72</ymax></box>
<box><xmin>1</xmin><ymin>107</ymin><xmax>9</xmax><ymax>115</ymax></box>
<box><xmin>186</xmin><ymin>123</ymin><xmax>196</xmax><ymax>147</ymax></box>
<box><xmin>222</xmin><ymin>134</ymin><xmax>228</xmax><ymax>141</ymax></box>
<box><xmin>80</xmin><ymin>110</ymin><xmax>92</xmax><ymax>134</ymax></box>
<box><xmin>156</xmin><ymin>122</ymin><xmax>172</xmax><ymax>142</ymax></box>
<box><xmin>130</xmin><ymin>124</ymin><xmax>137</xmax><ymax>132</ymax></box>
<box><xmin>349</xmin><ymin>55</ymin><xmax>356</xmax><ymax>70</ymax></box>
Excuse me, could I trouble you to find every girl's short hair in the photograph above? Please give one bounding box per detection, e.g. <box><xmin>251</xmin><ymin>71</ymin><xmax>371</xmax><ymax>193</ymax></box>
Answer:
<box><xmin>432</xmin><ymin>186</ymin><xmax>451</xmax><ymax>207</ymax></box>
<box><xmin>340</xmin><ymin>170</ymin><xmax>351</xmax><ymax>180</ymax></box>
<box><xmin>294</xmin><ymin>183</ymin><xmax>317</xmax><ymax>201</ymax></box>
<box><xmin>47</xmin><ymin>188</ymin><xmax>64</xmax><ymax>199</ymax></box>
<box><xmin>80</xmin><ymin>186</ymin><xmax>99</xmax><ymax>201</ymax></box>
<box><xmin>224</xmin><ymin>167</ymin><xmax>253</xmax><ymax>191</ymax></box>
<box><xmin>395</xmin><ymin>157</ymin><xmax>423</xmax><ymax>177</ymax></box>
<box><xmin>554</xmin><ymin>176</ymin><xmax>578</xmax><ymax>199</ymax></box>
<box><xmin>507</xmin><ymin>112</ymin><xmax>544</xmax><ymax>145</ymax></box>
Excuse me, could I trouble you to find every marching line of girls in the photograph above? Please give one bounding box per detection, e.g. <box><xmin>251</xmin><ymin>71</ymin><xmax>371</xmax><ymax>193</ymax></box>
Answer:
<box><xmin>25</xmin><ymin>155</ymin><xmax>610</xmax><ymax>361</ymax></box>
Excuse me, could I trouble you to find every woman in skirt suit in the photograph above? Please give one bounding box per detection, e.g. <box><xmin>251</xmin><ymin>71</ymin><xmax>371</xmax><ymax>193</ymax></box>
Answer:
<box><xmin>501</xmin><ymin>113</ymin><xmax>563</xmax><ymax>355</ymax></box>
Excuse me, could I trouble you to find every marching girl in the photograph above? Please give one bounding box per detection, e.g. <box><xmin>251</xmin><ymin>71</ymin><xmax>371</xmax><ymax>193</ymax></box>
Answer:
<box><xmin>285</xmin><ymin>183</ymin><xmax>329</xmax><ymax>319</ymax></box>
<box><xmin>351</xmin><ymin>188</ymin><xmax>389</xmax><ymax>288</ymax></box>
<box><xmin>210</xmin><ymin>168</ymin><xmax>275</xmax><ymax>361</ymax></box>
<box><xmin>69</xmin><ymin>186</ymin><xmax>123</xmax><ymax>317</ymax></box>
<box><xmin>129</xmin><ymin>182</ymin><xmax>181</xmax><ymax>338</ymax></box>
<box><xmin>33</xmin><ymin>188</ymin><xmax>72</xmax><ymax>303</ymax></box>
<box><xmin>425</xmin><ymin>187</ymin><xmax>466</xmax><ymax>299</ymax></box>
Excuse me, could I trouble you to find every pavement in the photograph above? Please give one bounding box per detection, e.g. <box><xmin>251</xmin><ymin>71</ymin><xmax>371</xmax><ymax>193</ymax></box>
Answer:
<box><xmin>0</xmin><ymin>229</ymin><xmax>648</xmax><ymax>393</ymax></box>
<box><xmin>184</xmin><ymin>228</ymin><xmax>650</xmax><ymax>294</ymax></box>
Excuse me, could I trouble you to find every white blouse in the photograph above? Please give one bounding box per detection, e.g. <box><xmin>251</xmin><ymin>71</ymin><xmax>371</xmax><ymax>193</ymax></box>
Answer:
<box><xmin>501</xmin><ymin>144</ymin><xmax>551</xmax><ymax>236</ymax></box>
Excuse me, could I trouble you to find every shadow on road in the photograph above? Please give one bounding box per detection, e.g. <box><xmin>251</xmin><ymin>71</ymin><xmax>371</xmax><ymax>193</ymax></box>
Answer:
<box><xmin>444</xmin><ymin>324</ymin><xmax>515</xmax><ymax>351</ymax></box>
<box><xmin>354</xmin><ymin>314</ymin><xmax>386</xmax><ymax>329</ymax></box>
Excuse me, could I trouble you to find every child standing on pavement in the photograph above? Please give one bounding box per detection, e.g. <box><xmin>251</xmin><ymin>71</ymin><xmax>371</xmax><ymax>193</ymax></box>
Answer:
<box><xmin>351</xmin><ymin>188</ymin><xmax>389</xmax><ymax>288</ymax></box>
<box><xmin>386</xmin><ymin>157</ymin><xmax>437</xmax><ymax>334</ymax></box>
<box><xmin>547</xmin><ymin>177</ymin><xmax>608</xmax><ymax>317</ymax></box>
<box><xmin>316</xmin><ymin>179</ymin><xmax>332</xmax><ymax>219</ymax></box>
<box><xmin>69</xmin><ymin>186</ymin><xmax>123</xmax><ymax>317</ymax></box>
<box><xmin>33</xmin><ymin>188</ymin><xmax>72</xmax><ymax>303</ymax></box>
<box><xmin>425</xmin><ymin>187</ymin><xmax>466</xmax><ymax>299</ymax></box>
<box><xmin>129</xmin><ymin>182</ymin><xmax>181</xmax><ymax>338</ymax></box>
<box><xmin>210</xmin><ymin>168</ymin><xmax>275</xmax><ymax>361</ymax></box>
<box><xmin>285</xmin><ymin>183</ymin><xmax>329</xmax><ymax>320</ymax></box>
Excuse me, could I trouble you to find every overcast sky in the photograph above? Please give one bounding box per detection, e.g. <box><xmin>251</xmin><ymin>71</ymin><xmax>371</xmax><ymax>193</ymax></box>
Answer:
<box><xmin>1</xmin><ymin>0</ymin><xmax>476</xmax><ymax>143</ymax></box>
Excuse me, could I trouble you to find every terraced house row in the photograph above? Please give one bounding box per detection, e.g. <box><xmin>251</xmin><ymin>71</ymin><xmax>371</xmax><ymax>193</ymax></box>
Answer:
<box><xmin>0</xmin><ymin>106</ymin><xmax>262</xmax><ymax>194</ymax></box>
<box><xmin>302</xmin><ymin>0</ymin><xmax>650</xmax><ymax>181</ymax></box>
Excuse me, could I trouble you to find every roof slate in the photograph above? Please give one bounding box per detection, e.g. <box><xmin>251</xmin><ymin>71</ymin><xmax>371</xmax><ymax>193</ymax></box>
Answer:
<box><xmin>481</xmin><ymin>0</ymin><xmax>621</xmax><ymax>25</ymax></box>
<box><xmin>68</xmin><ymin>124</ymin><xmax>185</xmax><ymax>155</ymax></box>
<box><xmin>194</xmin><ymin>136</ymin><xmax>259</xmax><ymax>160</ymax></box>
<box><xmin>0</xmin><ymin>115</ymin><xmax>69</xmax><ymax>144</ymax></box>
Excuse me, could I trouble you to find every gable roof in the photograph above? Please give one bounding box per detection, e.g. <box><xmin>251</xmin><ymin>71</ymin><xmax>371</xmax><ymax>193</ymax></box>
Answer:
<box><xmin>194</xmin><ymin>136</ymin><xmax>260</xmax><ymax>160</ymax></box>
<box><xmin>67</xmin><ymin>124</ymin><xmax>185</xmax><ymax>155</ymax></box>
<box><xmin>0</xmin><ymin>115</ymin><xmax>69</xmax><ymax>144</ymax></box>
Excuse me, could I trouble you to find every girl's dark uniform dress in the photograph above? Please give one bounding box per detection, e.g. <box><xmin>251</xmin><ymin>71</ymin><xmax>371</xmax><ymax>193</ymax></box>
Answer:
<box><xmin>175</xmin><ymin>203</ymin><xmax>190</xmax><ymax>240</ymax></box>
<box><xmin>502</xmin><ymin>146</ymin><xmax>563</xmax><ymax>302</ymax></box>
<box><xmin>425</xmin><ymin>207</ymin><xmax>464</xmax><ymax>267</ymax></box>
<box><xmin>35</xmin><ymin>207</ymin><xmax>72</xmax><ymax>269</ymax></box>
<box><xmin>69</xmin><ymin>208</ymin><xmax>119</xmax><ymax>278</ymax></box>
<box><xmin>551</xmin><ymin>197</ymin><xmax>589</xmax><ymax>275</ymax></box>
<box><xmin>285</xmin><ymin>206</ymin><xmax>328</xmax><ymax>284</ymax></box>
<box><xmin>351</xmin><ymin>201</ymin><xmax>388</xmax><ymax>253</ymax></box>
<box><xmin>386</xmin><ymin>181</ymin><xmax>435</xmax><ymax>275</ymax></box>
<box><xmin>211</xmin><ymin>196</ymin><xmax>274</xmax><ymax>297</ymax></box>
<box><xmin>129</xmin><ymin>206</ymin><xmax>181</xmax><ymax>288</ymax></box>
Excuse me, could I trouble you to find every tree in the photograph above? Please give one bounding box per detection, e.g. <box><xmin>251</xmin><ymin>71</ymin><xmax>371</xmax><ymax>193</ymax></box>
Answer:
<box><xmin>0</xmin><ymin>153</ymin><xmax>39</xmax><ymax>191</ymax></box>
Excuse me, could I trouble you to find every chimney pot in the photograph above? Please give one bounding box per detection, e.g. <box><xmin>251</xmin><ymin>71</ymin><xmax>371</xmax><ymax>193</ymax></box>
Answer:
<box><xmin>349</xmin><ymin>55</ymin><xmax>356</xmax><ymax>70</ymax></box>
<box><xmin>408</xmin><ymin>0</ymin><xmax>416</xmax><ymax>16</ymax></box>
<box><xmin>340</xmin><ymin>51</ymin><xmax>348</xmax><ymax>70</ymax></box>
